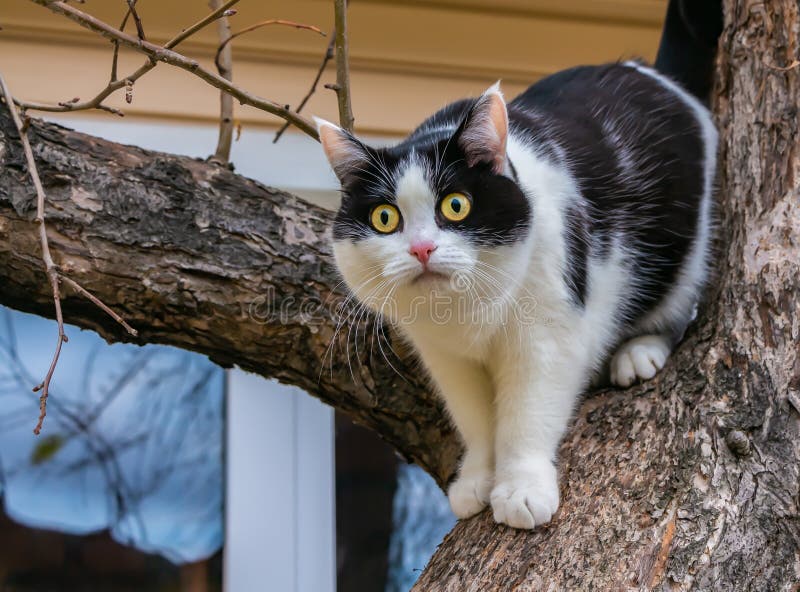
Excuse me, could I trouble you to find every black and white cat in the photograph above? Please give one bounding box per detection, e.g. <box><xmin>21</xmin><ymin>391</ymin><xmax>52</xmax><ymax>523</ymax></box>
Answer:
<box><xmin>317</xmin><ymin>0</ymin><xmax>721</xmax><ymax>529</ymax></box>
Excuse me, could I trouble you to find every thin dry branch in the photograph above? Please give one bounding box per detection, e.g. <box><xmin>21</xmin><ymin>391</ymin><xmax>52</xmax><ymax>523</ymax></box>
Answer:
<box><xmin>0</xmin><ymin>72</ymin><xmax>67</xmax><ymax>435</ymax></box>
<box><xmin>170</xmin><ymin>0</ymin><xmax>240</xmax><ymax>48</ymax></box>
<box><xmin>28</xmin><ymin>0</ymin><xmax>319</xmax><ymax>139</ymax></box>
<box><xmin>209</xmin><ymin>0</ymin><xmax>234</xmax><ymax>163</ymax></box>
<box><xmin>109</xmin><ymin>0</ymin><xmax>146</xmax><ymax>85</ymax></box>
<box><xmin>60</xmin><ymin>276</ymin><xmax>137</xmax><ymax>337</ymax></box>
<box><xmin>0</xmin><ymin>72</ymin><xmax>137</xmax><ymax>435</ymax></box>
<box><xmin>17</xmin><ymin>0</ymin><xmax>241</xmax><ymax>117</ymax></box>
<box><xmin>214</xmin><ymin>19</ymin><xmax>325</xmax><ymax>72</ymax></box>
<box><xmin>126</xmin><ymin>0</ymin><xmax>145</xmax><ymax>41</ymax></box>
<box><xmin>210</xmin><ymin>16</ymin><xmax>325</xmax><ymax>150</ymax></box>
<box><xmin>333</xmin><ymin>0</ymin><xmax>354</xmax><ymax>131</ymax></box>
<box><xmin>110</xmin><ymin>1</ymin><xmax>134</xmax><ymax>83</ymax></box>
<box><xmin>273</xmin><ymin>35</ymin><xmax>336</xmax><ymax>143</ymax></box>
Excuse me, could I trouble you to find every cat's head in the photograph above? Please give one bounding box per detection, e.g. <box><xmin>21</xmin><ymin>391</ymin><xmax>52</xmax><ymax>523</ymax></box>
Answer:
<box><xmin>317</xmin><ymin>84</ymin><xmax>532</xmax><ymax>321</ymax></box>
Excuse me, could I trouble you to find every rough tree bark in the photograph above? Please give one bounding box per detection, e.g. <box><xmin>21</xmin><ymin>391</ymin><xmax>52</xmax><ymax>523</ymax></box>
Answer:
<box><xmin>416</xmin><ymin>2</ymin><xmax>800</xmax><ymax>589</ymax></box>
<box><xmin>0</xmin><ymin>108</ymin><xmax>460</xmax><ymax>487</ymax></box>
<box><xmin>0</xmin><ymin>0</ymin><xmax>798</xmax><ymax>589</ymax></box>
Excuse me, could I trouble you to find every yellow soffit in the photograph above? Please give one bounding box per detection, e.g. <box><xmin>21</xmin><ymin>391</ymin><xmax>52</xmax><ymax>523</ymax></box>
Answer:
<box><xmin>365</xmin><ymin>0</ymin><xmax>666</xmax><ymax>26</ymax></box>
<box><xmin>0</xmin><ymin>0</ymin><xmax>665</xmax><ymax>134</ymax></box>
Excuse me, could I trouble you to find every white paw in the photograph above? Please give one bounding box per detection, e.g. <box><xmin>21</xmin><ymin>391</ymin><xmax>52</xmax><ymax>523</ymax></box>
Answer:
<box><xmin>490</xmin><ymin>460</ymin><xmax>559</xmax><ymax>529</ymax></box>
<box><xmin>448</xmin><ymin>469</ymin><xmax>493</xmax><ymax>519</ymax></box>
<box><xmin>610</xmin><ymin>334</ymin><xmax>671</xmax><ymax>388</ymax></box>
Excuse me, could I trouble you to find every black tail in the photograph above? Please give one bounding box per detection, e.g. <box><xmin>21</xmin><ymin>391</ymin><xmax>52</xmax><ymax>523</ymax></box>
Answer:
<box><xmin>654</xmin><ymin>0</ymin><xmax>723</xmax><ymax>104</ymax></box>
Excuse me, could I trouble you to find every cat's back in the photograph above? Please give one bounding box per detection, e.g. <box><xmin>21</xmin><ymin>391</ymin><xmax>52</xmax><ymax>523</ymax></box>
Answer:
<box><xmin>508</xmin><ymin>62</ymin><xmax>711</xmax><ymax>175</ymax></box>
<box><xmin>511</xmin><ymin>62</ymin><xmax>667</xmax><ymax>112</ymax></box>
<box><xmin>509</xmin><ymin>61</ymin><xmax>718</xmax><ymax>335</ymax></box>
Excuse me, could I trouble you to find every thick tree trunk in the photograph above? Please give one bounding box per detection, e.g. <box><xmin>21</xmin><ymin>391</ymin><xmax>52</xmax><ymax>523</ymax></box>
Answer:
<box><xmin>0</xmin><ymin>0</ymin><xmax>798</xmax><ymax>589</ymax></box>
<box><xmin>415</xmin><ymin>1</ymin><xmax>800</xmax><ymax>589</ymax></box>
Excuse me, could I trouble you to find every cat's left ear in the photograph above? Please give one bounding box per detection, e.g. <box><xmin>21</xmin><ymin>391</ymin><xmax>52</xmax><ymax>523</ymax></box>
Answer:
<box><xmin>456</xmin><ymin>82</ymin><xmax>509</xmax><ymax>175</ymax></box>
<box><xmin>315</xmin><ymin>117</ymin><xmax>370</xmax><ymax>182</ymax></box>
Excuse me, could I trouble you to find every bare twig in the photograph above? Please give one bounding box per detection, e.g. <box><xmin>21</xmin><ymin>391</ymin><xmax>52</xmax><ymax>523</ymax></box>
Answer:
<box><xmin>60</xmin><ymin>276</ymin><xmax>138</xmax><ymax>337</ymax></box>
<box><xmin>214</xmin><ymin>19</ymin><xmax>325</xmax><ymax>73</ymax></box>
<box><xmin>209</xmin><ymin>0</ymin><xmax>234</xmax><ymax>163</ymax></box>
<box><xmin>28</xmin><ymin>0</ymin><xmax>319</xmax><ymax>139</ymax></box>
<box><xmin>110</xmin><ymin>2</ymin><xmax>133</xmax><ymax>83</ymax></box>
<box><xmin>273</xmin><ymin>35</ymin><xmax>335</xmax><ymax>143</ymax></box>
<box><xmin>171</xmin><ymin>0</ymin><xmax>240</xmax><ymax>47</ymax></box>
<box><xmin>126</xmin><ymin>0</ymin><xmax>145</xmax><ymax>41</ymax></box>
<box><xmin>109</xmin><ymin>0</ymin><xmax>145</xmax><ymax>84</ymax></box>
<box><xmin>211</xmin><ymin>16</ymin><xmax>325</xmax><ymax>151</ymax></box>
<box><xmin>0</xmin><ymin>72</ymin><xmax>66</xmax><ymax>435</ymax></box>
<box><xmin>333</xmin><ymin>0</ymin><xmax>354</xmax><ymax>131</ymax></box>
<box><xmin>18</xmin><ymin>0</ymin><xmax>242</xmax><ymax>118</ymax></box>
<box><xmin>0</xmin><ymin>72</ymin><xmax>137</xmax><ymax>434</ymax></box>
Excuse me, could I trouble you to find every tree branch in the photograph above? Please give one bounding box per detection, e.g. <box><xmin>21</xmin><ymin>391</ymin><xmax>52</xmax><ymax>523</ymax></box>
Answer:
<box><xmin>2</xmin><ymin>1</ymin><xmax>798</xmax><ymax>588</ymax></box>
<box><xmin>214</xmin><ymin>19</ymin><xmax>324</xmax><ymax>74</ymax></box>
<box><xmin>1</xmin><ymin>72</ymin><xmax>67</xmax><ymax>435</ymax></box>
<box><xmin>26</xmin><ymin>0</ymin><xmax>319</xmax><ymax>139</ymax></box>
<box><xmin>208</xmin><ymin>15</ymin><xmax>325</xmax><ymax>158</ymax></box>
<box><xmin>18</xmin><ymin>0</ymin><xmax>242</xmax><ymax>117</ymax></box>
<box><xmin>125</xmin><ymin>0</ymin><xmax>145</xmax><ymax>41</ymax></box>
<box><xmin>0</xmin><ymin>75</ymin><xmax>136</xmax><ymax>434</ymax></box>
<box><xmin>0</xmin><ymin>106</ymin><xmax>457</xmax><ymax>477</ymax></box>
<box><xmin>109</xmin><ymin>0</ymin><xmax>135</xmax><ymax>83</ymax></box>
<box><xmin>273</xmin><ymin>35</ymin><xmax>336</xmax><ymax>143</ymax></box>
<box><xmin>332</xmin><ymin>0</ymin><xmax>354</xmax><ymax>131</ymax></box>
<box><xmin>209</xmin><ymin>0</ymin><xmax>234</xmax><ymax>164</ymax></box>
<box><xmin>170</xmin><ymin>0</ymin><xmax>240</xmax><ymax>48</ymax></box>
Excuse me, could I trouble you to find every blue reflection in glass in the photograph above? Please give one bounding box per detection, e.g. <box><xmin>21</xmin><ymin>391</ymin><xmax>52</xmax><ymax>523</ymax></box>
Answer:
<box><xmin>386</xmin><ymin>463</ymin><xmax>457</xmax><ymax>592</ymax></box>
<box><xmin>0</xmin><ymin>307</ymin><xmax>224</xmax><ymax>564</ymax></box>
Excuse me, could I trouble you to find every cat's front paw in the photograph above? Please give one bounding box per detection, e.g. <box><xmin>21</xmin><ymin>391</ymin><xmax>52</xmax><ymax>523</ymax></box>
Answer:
<box><xmin>610</xmin><ymin>334</ymin><xmax>671</xmax><ymax>387</ymax></box>
<box><xmin>447</xmin><ymin>469</ymin><xmax>493</xmax><ymax>519</ymax></box>
<box><xmin>490</xmin><ymin>459</ymin><xmax>559</xmax><ymax>529</ymax></box>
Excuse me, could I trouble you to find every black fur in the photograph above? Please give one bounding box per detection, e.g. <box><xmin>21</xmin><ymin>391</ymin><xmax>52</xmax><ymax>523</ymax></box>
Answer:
<box><xmin>331</xmin><ymin>0</ymin><xmax>721</xmax><ymax>330</ymax></box>
<box><xmin>655</xmin><ymin>0</ymin><xmax>723</xmax><ymax>105</ymax></box>
<box><xmin>333</xmin><ymin>110</ymin><xmax>531</xmax><ymax>247</ymax></box>
<box><xmin>509</xmin><ymin>63</ymin><xmax>705</xmax><ymax>315</ymax></box>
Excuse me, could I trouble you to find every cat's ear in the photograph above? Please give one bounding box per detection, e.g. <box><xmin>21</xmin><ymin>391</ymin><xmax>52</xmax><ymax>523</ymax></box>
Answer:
<box><xmin>315</xmin><ymin>117</ymin><xmax>370</xmax><ymax>182</ymax></box>
<box><xmin>455</xmin><ymin>82</ymin><xmax>509</xmax><ymax>175</ymax></box>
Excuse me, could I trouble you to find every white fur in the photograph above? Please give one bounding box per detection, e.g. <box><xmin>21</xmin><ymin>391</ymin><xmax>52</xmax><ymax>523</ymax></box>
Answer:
<box><xmin>333</xmin><ymin>134</ymin><xmax>619</xmax><ymax>527</ymax></box>
<box><xmin>329</xmin><ymin>76</ymin><xmax>715</xmax><ymax>529</ymax></box>
<box><xmin>610</xmin><ymin>334</ymin><xmax>671</xmax><ymax>387</ymax></box>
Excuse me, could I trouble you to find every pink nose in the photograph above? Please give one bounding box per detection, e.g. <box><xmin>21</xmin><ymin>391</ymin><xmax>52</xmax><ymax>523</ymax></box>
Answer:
<box><xmin>409</xmin><ymin>241</ymin><xmax>437</xmax><ymax>264</ymax></box>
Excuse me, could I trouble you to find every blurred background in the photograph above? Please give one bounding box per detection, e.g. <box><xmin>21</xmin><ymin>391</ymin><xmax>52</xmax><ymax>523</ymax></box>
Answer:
<box><xmin>0</xmin><ymin>1</ymin><xmax>663</xmax><ymax>590</ymax></box>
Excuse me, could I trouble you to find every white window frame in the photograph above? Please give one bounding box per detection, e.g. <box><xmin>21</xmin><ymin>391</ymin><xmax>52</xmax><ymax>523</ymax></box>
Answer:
<box><xmin>224</xmin><ymin>371</ymin><xmax>335</xmax><ymax>592</ymax></box>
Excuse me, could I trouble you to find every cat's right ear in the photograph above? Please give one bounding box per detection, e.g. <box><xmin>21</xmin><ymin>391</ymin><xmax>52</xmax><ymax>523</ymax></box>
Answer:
<box><xmin>315</xmin><ymin>117</ymin><xmax>369</xmax><ymax>182</ymax></box>
<box><xmin>454</xmin><ymin>82</ymin><xmax>509</xmax><ymax>175</ymax></box>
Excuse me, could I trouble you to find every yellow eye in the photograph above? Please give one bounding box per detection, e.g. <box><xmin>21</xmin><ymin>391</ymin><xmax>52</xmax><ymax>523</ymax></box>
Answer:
<box><xmin>370</xmin><ymin>204</ymin><xmax>401</xmax><ymax>233</ymax></box>
<box><xmin>440</xmin><ymin>193</ymin><xmax>471</xmax><ymax>222</ymax></box>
